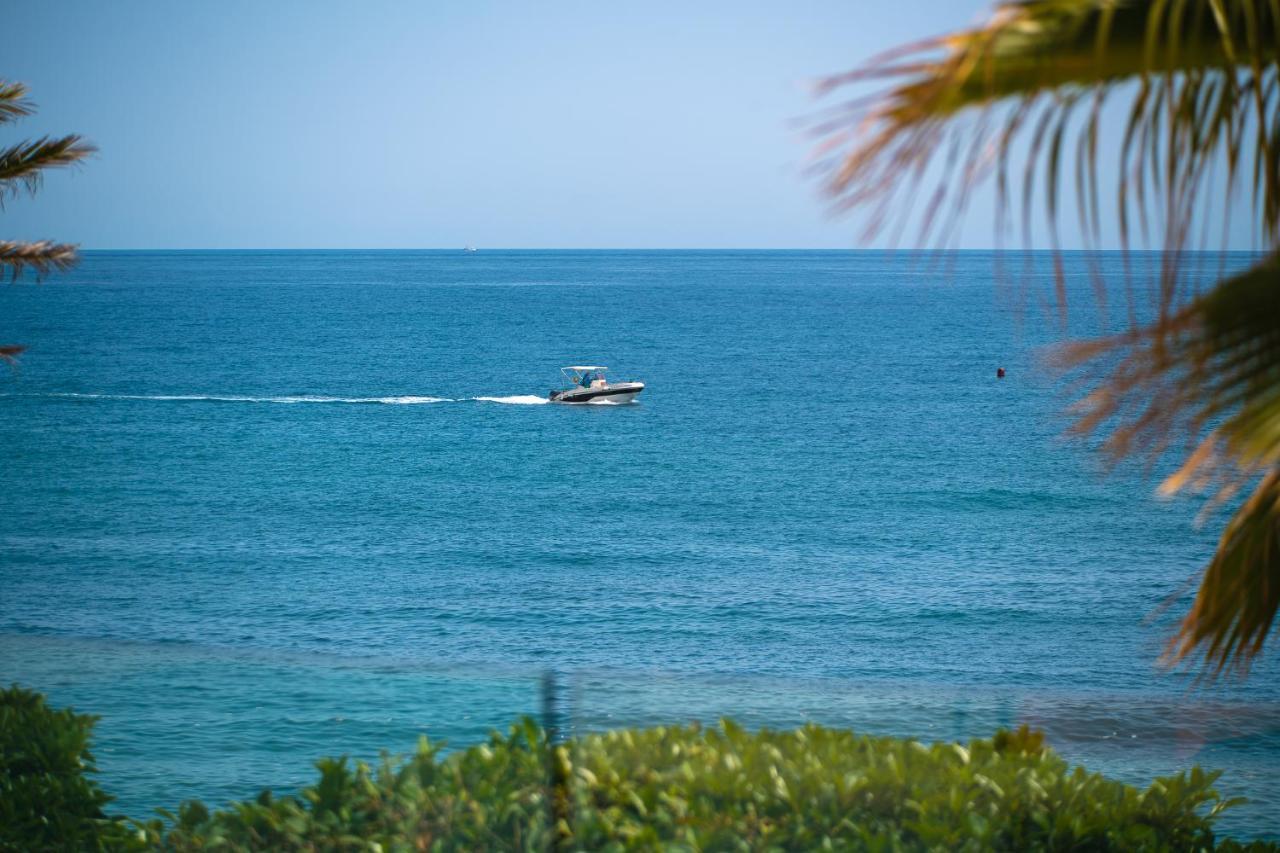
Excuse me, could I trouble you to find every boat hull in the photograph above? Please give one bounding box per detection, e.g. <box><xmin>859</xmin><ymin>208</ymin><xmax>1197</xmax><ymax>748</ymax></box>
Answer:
<box><xmin>549</xmin><ymin>382</ymin><xmax>644</xmax><ymax>404</ymax></box>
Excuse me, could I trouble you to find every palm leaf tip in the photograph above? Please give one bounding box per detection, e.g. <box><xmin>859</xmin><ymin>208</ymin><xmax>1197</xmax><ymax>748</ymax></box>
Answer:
<box><xmin>1167</xmin><ymin>470</ymin><xmax>1280</xmax><ymax>675</ymax></box>
<box><xmin>0</xmin><ymin>240</ymin><xmax>80</xmax><ymax>280</ymax></box>
<box><xmin>0</xmin><ymin>135</ymin><xmax>96</xmax><ymax>202</ymax></box>
<box><xmin>0</xmin><ymin>80</ymin><xmax>33</xmax><ymax>125</ymax></box>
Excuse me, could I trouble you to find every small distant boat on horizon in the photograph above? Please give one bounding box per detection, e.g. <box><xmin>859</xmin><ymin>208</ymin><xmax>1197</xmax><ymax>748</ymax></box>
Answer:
<box><xmin>464</xmin><ymin>245</ymin><xmax>478</xmax><ymax>253</ymax></box>
<box><xmin>549</xmin><ymin>366</ymin><xmax>644</xmax><ymax>404</ymax></box>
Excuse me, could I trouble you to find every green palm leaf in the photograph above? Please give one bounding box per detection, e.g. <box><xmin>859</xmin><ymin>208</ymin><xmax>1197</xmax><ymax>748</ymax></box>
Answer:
<box><xmin>815</xmin><ymin>0</ymin><xmax>1280</xmax><ymax>674</ymax></box>
<box><xmin>815</xmin><ymin>0</ymin><xmax>1279</xmax><ymax>259</ymax></box>
<box><xmin>1062</xmin><ymin>253</ymin><xmax>1280</xmax><ymax>673</ymax></box>
<box><xmin>1176</xmin><ymin>467</ymin><xmax>1280</xmax><ymax>672</ymax></box>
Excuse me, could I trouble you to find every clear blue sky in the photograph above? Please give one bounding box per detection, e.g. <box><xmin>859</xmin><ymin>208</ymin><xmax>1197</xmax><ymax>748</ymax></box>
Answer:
<box><xmin>1</xmin><ymin>1</ymin><xmax>1242</xmax><ymax>250</ymax></box>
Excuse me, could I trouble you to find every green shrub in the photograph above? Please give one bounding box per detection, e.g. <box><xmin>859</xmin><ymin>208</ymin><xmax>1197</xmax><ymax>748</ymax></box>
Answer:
<box><xmin>6</xmin><ymin>685</ymin><xmax>1272</xmax><ymax>851</ymax></box>
<box><xmin>0</xmin><ymin>684</ymin><xmax>140</xmax><ymax>852</ymax></box>
<box><xmin>146</xmin><ymin>718</ymin><xmax>1277</xmax><ymax>852</ymax></box>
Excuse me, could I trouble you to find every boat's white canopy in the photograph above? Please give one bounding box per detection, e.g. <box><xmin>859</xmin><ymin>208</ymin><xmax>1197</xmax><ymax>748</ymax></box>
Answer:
<box><xmin>563</xmin><ymin>365</ymin><xmax>606</xmax><ymax>372</ymax></box>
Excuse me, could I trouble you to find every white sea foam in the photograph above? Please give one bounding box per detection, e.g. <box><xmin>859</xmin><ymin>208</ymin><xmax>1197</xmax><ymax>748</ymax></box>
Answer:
<box><xmin>360</xmin><ymin>396</ymin><xmax>452</xmax><ymax>405</ymax></box>
<box><xmin>275</xmin><ymin>395</ymin><xmax>453</xmax><ymax>404</ymax></box>
<box><xmin>2</xmin><ymin>392</ymin><xmax>614</xmax><ymax>407</ymax></box>
<box><xmin>7</xmin><ymin>392</ymin><xmax>452</xmax><ymax>405</ymax></box>
<box><xmin>472</xmin><ymin>395</ymin><xmax>549</xmax><ymax>405</ymax></box>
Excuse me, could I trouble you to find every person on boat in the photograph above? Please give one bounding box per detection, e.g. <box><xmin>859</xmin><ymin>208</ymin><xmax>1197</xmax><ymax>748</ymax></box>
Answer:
<box><xmin>580</xmin><ymin>371</ymin><xmax>592</xmax><ymax>388</ymax></box>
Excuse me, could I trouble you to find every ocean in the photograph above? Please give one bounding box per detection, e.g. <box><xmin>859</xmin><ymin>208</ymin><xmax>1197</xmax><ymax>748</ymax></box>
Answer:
<box><xmin>1</xmin><ymin>250</ymin><xmax>1277</xmax><ymax>838</ymax></box>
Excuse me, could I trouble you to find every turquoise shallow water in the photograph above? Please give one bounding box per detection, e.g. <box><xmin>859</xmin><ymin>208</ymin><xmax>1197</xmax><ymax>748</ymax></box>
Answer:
<box><xmin>1</xmin><ymin>250</ymin><xmax>1277</xmax><ymax>837</ymax></box>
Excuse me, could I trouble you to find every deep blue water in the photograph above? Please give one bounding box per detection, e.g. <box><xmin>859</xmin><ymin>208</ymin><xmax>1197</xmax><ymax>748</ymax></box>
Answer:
<box><xmin>1</xmin><ymin>250</ymin><xmax>1277</xmax><ymax>837</ymax></box>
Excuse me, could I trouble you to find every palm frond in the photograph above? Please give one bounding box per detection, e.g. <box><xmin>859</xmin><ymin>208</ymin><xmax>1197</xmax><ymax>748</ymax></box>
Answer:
<box><xmin>0</xmin><ymin>239</ymin><xmax>80</xmax><ymax>280</ymax></box>
<box><xmin>816</xmin><ymin>0</ymin><xmax>1280</xmax><ymax>674</ymax></box>
<box><xmin>813</xmin><ymin>0</ymin><xmax>1280</xmax><ymax>282</ymax></box>
<box><xmin>1165</xmin><ymin>466</ymin><xmax>1280</xmax><ymax>675</ymax></box>
<box><xmin>0</xmin><ymin>84</ymin><xmax>87</xmax><ymax>367</ymax></box>
<box><xmin>1064</xmin><ymin>249</ymin><xmax>1280</xmax><ymax>674</ymax></box>
<box><xmin>0</xmin><ymin>135</ymin><xmax>95</xmax><ymax>203</ymax></box>
<box><xmin>0</xmin><ymin>81</ymin><xmax>33</xmax><ymax>125</ymax></box>
<box><xmin>1063</xmin><ymin>254</ymin><xmax>1280</xmax><ymax>485</ymax></box>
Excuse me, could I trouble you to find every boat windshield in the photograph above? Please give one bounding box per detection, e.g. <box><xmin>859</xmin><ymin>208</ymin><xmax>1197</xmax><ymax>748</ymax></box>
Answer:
<box><xmin>562</xmin><ymin>366</ymin><xmax>607</xmax><ymax>387</ymax></box>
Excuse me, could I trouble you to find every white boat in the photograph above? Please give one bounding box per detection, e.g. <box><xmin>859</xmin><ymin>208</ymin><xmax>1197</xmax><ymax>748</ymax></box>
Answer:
<box><xmin>548</xmin><ymin>366</ymin><xmax>644</xmax><ymax>404</ymax></box>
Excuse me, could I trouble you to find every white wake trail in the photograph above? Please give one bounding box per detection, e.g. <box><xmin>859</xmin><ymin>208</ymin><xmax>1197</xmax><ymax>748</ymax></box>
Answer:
<box><xmin>1</xmin><ymin>392</ymin><xmax>615</xmax><ymax>407</ymax></box>
<box><xmin>0</xmin><ymin>392</ymin><xmax>657</xmax><ymax>407</ymax></box>
<box><xmin>4</xmin><ymin>392</ymin><xmax>453</xmax><ymax>405</ymax></box>
<box><xmin>471</xmin><ymin>395</ymin><xmax>550</xmax><ymax>405</ymax></box>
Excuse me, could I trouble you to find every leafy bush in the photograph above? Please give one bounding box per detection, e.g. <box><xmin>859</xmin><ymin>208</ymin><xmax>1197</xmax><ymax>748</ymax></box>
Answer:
<box><xmin>146</xmin><ymin>718</ymin><xmax>1278</xmax><ymax>852</ymax></box>
<box><xmin>0</xmin><ymin>684</ymin><xmax>140</xmax><ymax>852</ymax></box>
<box><xmin>5</xmin><ymin>684</ymin><xmax>1272</xmax><ymax>851</ymax></box>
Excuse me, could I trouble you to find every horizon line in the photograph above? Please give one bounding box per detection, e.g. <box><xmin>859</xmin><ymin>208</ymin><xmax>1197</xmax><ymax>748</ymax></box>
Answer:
<box><xmin>75</xmin><ymin>246</ymin><xmax>1263</xmax><ymax>253</ymax></box>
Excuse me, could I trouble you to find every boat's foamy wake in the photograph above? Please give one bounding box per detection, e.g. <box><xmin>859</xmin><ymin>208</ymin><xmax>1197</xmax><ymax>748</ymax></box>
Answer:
<box><xmin>6</xmin><ymin>392</ymin><xmax>452</xmax><ymax>405</ymax></box>
<box><xmin>2</xmin><ymin>392</ymin><xmax>557</xmax><ymax>406</ymax></box>
<box><xmin>472</xmin><ymin>395</ymin><xmax>549</xmax><ymax>405</ymax></box>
